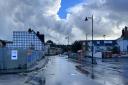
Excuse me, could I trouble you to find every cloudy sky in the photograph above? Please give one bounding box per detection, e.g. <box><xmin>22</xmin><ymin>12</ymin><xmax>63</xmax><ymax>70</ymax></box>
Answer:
<box><xmin>0</xmin><ymin>0</ymin><xmax>127</xmax><ymax>44</ymax></box>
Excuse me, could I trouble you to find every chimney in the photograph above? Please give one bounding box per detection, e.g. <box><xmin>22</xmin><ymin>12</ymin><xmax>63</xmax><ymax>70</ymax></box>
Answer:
<box><xmin>122</xmin><ymin>29</ymin><xmax>124</xmax><ymax>37</ymax></box>
<box><xmin>28</xmin><ymin>28</ymin><xmax>32</xmax><ymax>32</ymax></box>
<box><xmin>125</xmin><ymin>26</ymin><xmax>127</xmax><ymax>31</ymax></box>
<box><xmin>37</xmin><ymin>31</ymin><xmax>40</xmax><ymax>35</ymax></box>
<box><xmin>123</xmin><ymin>26</ymin><xmax>128</xmax><ymax>38</ymax></box>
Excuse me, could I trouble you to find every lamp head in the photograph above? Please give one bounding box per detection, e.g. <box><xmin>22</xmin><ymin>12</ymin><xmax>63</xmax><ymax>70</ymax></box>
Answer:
<box><xmin>85</xmin><ymin>17</ymin><xmax>88</xmax><ymax>21</ymax></box>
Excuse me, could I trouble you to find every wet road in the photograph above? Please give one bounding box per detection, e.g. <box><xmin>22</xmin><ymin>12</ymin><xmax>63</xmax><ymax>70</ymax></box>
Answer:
<box><xmin>95</xmin><ymin>58</ymin><xmax>128</xmax><ymax>85</ymax></box>
<box><xmin>44</xmin><ymin>55</ymin><xmax>101</xmax><ymax>85</ymax></box>
<box><xmin>79</xmin><ymin>58</ymin><xmax>128</xmax><ymax>85</ymax></box>
<box><xmin>0</xmin><ymin>55</ymin><xmax>128</xmax><ymax>85</ymax></box>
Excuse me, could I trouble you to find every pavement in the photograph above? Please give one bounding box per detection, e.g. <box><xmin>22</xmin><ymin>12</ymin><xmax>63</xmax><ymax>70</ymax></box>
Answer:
<box><xmin>73</xmin><ymin>57</ymin><xmax>128</xmax><ymax>85</ymax></box>
<box><xmin>0</xmin><ymin>56</ymin><xmax>49</xmax><ymax>74</ymax></box>
<box><xmin>0</xmin><ymin>56</ymin><xmax>49</xmax><ymax>85</ymax></box>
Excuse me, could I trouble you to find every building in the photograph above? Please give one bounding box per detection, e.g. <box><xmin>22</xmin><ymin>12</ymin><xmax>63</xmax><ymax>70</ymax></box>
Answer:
<box><xmin>92</xmin><ymin>40</ymin><xmax>116</xmax><ymax>52</ymax></box>
<box><xmin>0</xmin><ymin>40</ymin><xmax>12</xmax><ymax>48</ymax></box>
<box><xmin>117</xmin><ymin>26</ymin><xmax>128</xmax><ymax>52</ymax></box>
<box><xmin>6</xmin><ymin>29</ymin><xmax>45</xmax><ymax>51</ymax></box>
<box><xmin>45</xmin><ymin>40</ymin><xmax>63</xmax><ymax>55</ymax></box>
<box><xmin>79</xmin><ymin>40</ymin><xmax>116</xmax><ymax>53</ymax></box>
<box><xmin>0</xmin><ymin>29</ymin><xmax>45</xmax><ymax>70</ymax></box>
<box><xmin>77</xmin><ymin>40</ymin><xmax>116</xmax><ymax>58</ymax></box>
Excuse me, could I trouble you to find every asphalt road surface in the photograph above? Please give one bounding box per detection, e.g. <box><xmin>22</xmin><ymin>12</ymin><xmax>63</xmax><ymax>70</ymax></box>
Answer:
<box><xmin>44</xmin><ymin>55</ymin><xmax>101</xmax><ymax>85</ymax></box>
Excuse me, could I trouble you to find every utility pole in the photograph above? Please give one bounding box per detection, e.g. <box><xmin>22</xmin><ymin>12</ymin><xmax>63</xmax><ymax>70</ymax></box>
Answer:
<box><xmin>65</xmin><ymin>35</ymin><xmax>69</xmax><ymax>45</ymax></box>
<box><xmin>67</xmin><ymin>35</ymin><xmax>70</xmax><ymax>45</ymax></box>
<box><xmin>86</xmin><ymin>33</ymin><xmax>88</xmax><ymax>41</ymax></box>
<box><xmin>66</xmin><ymin>35</ymin><xmax>70</xmax><ymax>58</ymax></box>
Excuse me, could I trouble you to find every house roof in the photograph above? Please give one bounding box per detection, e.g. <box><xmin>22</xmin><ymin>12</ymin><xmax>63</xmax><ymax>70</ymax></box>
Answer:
<box><xmin>117</xmin><ymin>37</ymin><xmax>128</xmax><ymax>41</ymax></box>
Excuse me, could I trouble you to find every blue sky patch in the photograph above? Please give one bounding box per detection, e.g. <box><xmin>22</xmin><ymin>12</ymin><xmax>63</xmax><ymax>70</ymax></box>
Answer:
<box><xmin>58</xmin><ymin>0</ymin><xmax>83</xmax><ymax>19</ymax></box>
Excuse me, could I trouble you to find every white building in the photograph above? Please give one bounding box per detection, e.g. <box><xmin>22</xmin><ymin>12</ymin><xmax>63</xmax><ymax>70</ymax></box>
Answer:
<box><xmin>117</xmin><ymin>26</ymin><xmax>128</xmax><ymax>52</ymax></box>
<box><xmin>117</xmin><ymin>39</ymin><xmax>128</xmax><ymax>52</ymax></box>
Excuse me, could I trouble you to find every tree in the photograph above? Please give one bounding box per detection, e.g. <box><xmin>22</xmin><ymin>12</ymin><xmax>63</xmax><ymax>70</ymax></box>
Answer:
<box><xmin>71</xmin><ymin>41</ymin><xmax>82</xmax><ymax>53</ymax></box>
<box><xmin>46</xmin><ymin>40</ymin><xmax>54</xmax><ymax>44</ymax></box>
<box><xmin>112</xmin><ymin>46</ymin><xmax>120</xmax><ymax>54</ymax></box>
<box><xmin>46</xmin><ymin>40</ymin><xmax>56</xmax><ymax>47</ymax></box>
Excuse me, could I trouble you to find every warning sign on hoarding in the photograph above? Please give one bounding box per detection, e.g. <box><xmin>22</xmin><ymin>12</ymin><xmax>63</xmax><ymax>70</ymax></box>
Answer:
<box><xmin>11</xmin><ymin>50</ymin><xmax>18</xmax><ymax>60</ymax></box>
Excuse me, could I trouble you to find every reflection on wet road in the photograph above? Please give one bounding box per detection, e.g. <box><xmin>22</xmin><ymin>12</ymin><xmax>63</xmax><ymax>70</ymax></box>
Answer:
<box><xmin>92</xmin><ymin>58</ymin><xmax>128</xmax><ymax>85</ymax></box>
<box><xmin>76</xmin><ymin>58</ymin><xmax>128</xmax><ymax>85</ymax></box>
<box><xmin>44</xmin><ymin>55</ymin><xmax>101</xmax><ymax>85</ymax></box>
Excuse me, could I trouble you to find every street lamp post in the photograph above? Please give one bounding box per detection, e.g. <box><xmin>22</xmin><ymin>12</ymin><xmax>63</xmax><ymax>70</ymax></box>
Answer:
<box><xmin>103</xmin><ymin>35</ymin><xmax>106</xmax><ymax>40</ymax></box>
<box><xmin>102</xmin><ymin>34</ymin><xmax>106</xmax><ymax>61</ymax></box>
<box><xmin>85</xmin><ymin>15</ymin><xmax>94</xmax><ymax>64</ymax></box>
<box><xmin>85</xmin><ymin>33</ymin><xmax>88</xmax><ymax>56</ymax></box>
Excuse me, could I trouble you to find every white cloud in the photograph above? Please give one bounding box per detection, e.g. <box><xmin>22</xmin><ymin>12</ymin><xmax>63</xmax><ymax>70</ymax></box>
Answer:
<box><xmin>0</xmin><ymin>0</ymin><xmax>68</xmax><ymax>41</ymax></box>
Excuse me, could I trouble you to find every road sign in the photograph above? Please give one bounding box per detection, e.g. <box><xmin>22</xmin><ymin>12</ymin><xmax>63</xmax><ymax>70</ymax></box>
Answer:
<box><xmin>11</xmin><ymin>50</ymin><xmax>18</xmax><ymax>60</ymax></box>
